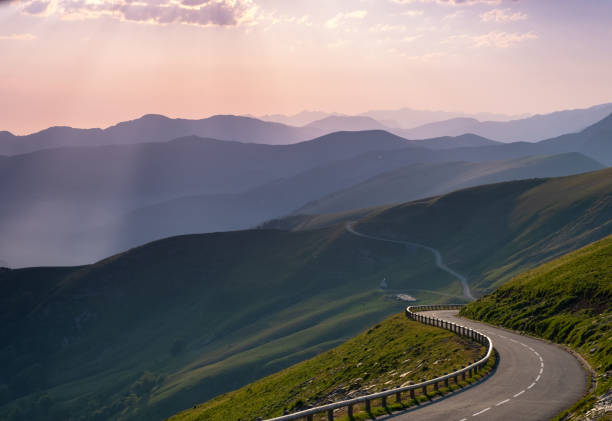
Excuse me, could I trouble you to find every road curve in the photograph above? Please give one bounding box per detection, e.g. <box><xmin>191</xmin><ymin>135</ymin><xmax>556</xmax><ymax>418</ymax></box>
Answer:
<box><xmin>388</xmin><ymin>310</ymin><xmax>587</xmax><ymax>421</ymax></box>
<box><xmin>346</xmin><ymin>222</ymin><xmax>475</xmax><ymax>301</ymax></box>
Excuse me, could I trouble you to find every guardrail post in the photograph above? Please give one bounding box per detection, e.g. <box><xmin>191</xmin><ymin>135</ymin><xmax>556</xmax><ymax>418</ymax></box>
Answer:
<box><xmin>421</xmin><ymin>379</ymin><xmax>427</xmax><ymax>396</ymax></box>
<box><xmin>327</xmin><ymin>409</ymin><xmax>333</xmax><ymax>421</ymax></box>
<box><xmin>409</xmin><ymin>382</ymin><xmax>415</xmax><ymax>401</ymax></box>
<box><xmin>348</xmin><ymin>404</ymin><xmax>353</xmax><ymax>418</ymax></box>
<box><xmin>307</xmin><ymin>414</ymin><xmax>313</xmax><ymax>421</ymax></box>
<box><xmin>434</xmin><ymin>381</ymin><xmax>439</xmax><ymax>392</ymax></box>
<box><xmin>382</xmin><ymin>394</ymin><xmax>387</xmax><ymax>408</ymax></box>
<box><xmin>395</xmin><ymin>390</ymin><xmax>401</xmax><ymax>404</ymax></box>
<box><xmin>444</xmin><ymin>374</ymin><xmax>449</xmax><ymax>388</ymax></box>
<box><xmin>365</xmin><ymin>399</ymin><xmax>371</xmax><ymax>414</ymax></box>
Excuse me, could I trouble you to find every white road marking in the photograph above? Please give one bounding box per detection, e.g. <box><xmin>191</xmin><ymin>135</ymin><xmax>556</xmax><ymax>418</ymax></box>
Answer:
<box><xmin>432</xmin><ymin>313</ymin><xmax>548</xmax><ymax>420</ymax></box>
<box><xmin>472</xmin><ymin>407</ymin><xmax>491</xmax><ymax>416</ymax></box>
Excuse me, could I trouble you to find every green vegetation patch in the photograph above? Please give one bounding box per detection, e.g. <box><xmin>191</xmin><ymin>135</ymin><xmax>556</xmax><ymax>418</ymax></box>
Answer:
<box><xmin>461</xmin><ymin>235</ymin><xmax>612</xmax><ymax>418</ymax></box>
<box><xmin>355</xmin><ymin>168</ymin><xmax>612</xmax><ymax>293</ymax></box>
<box><xmin>169</xmin><ymin>313</ymin><xmax>484</xmax><ymax>421</ymax></box>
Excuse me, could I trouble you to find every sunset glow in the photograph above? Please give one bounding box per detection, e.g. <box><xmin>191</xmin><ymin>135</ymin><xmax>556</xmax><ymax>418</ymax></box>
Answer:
<box><xmin>1</xmin><ymin>0</ymin><xmax>611</xmax><ymax>134</ymax></box>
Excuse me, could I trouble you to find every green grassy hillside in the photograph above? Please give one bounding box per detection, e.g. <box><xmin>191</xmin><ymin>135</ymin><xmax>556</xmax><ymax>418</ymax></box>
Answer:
<box><xmin>3</xmin><ymin>168</ymin><xmax>611</xmax><ymax>421</ymax></box>
<box><xmin>354</xmin><ymin>167</ymin><xmax>612</xmax><ymax>293</ymax></box>
<box><xmin>460</xmin><ymin>235</ymin><xmax>612</xmax><ymax>418</ymax></box>
<box><xmin>0</xmin><ymin>226</ymin><xmax>463</xmax><ymax>421</ymax></box>
<box><xmin>168</xmin><ymin>313</ymin><xmax>485</xmax><ymax>421</ymax></box>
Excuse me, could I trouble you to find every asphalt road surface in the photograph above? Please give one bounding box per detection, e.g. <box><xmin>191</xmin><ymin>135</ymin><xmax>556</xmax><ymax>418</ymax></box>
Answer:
<box><xmin>389</xmin><ymin>310</ymin><xmax>587</xmax><ymax>421</ymax></box>
<box><xmin>346</xmin><ymin>223</ymin><xmax>475</xmax><ymax>301</ymax></box>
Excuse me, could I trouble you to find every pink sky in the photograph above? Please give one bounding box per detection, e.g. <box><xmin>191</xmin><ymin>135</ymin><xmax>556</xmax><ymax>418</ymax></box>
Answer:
<box><xmin>1</xmin><ymin>0</ymin><xmax>611</xmax><ymax>134</ymax></box>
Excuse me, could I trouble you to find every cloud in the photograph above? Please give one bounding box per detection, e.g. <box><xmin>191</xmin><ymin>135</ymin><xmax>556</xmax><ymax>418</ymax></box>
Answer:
<box><xmin>401</xmin><ymin>9</ymin><xmax>424</xmax><ymax>16</ymax></box>
<box><xmin>480</xmin><ymin>8</ymin><xmax>527</xmax><ymax>22</ymax></box>
<box><xmin>403</xmin><ymin>34</ymin><xmax>422</xmax><ymax>42</ymax></box>
<box><xmin>326</xmin><ymin>10</ymin><xmax>367</xmax><ymax>29</ymax></box>
<box><xmin>447</xmin><ymin>30</ymin><xmax>537</xmax><ymax>48</ymax></box>
<box><xmin>21</xmin><ymin>0</ymin><xmax>50</xmax><ymax>14</ymax></box>
<box><xmin>14</xmin><ymin>0</ymin><xmax>258</xmax><ymax>27</ymax></box>
<box><xmin>472</xmin><ymin>31</ymin><xmax>536</xmax><ymax>47</ymax></box>
<box><xmin>0</xmin><ymin>33</ymin><xmax>37</xmax><ymax>40</ymax></box>
<box><xmin>392</xmin><ymin>0</ymin><xmax>503</xmax><ymax>5</ymax></box>
<box><xmin>369</xmin><ymin>24</ymin><xmax>408</xmax><ymax>33</ymax></box>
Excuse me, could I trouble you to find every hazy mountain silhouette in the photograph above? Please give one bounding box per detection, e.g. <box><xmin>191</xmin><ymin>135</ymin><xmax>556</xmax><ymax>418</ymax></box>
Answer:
<box><xmin>298</xmin><ymin>117</ymin><xmax>501</xmax><ymax>149</ymax></box>
<box><xmin>436</xmin><ymin>112</ymin><xmax>612</xmax><ymax>165</ymax></box>
<box><xmin>404</xmin><ymin>133</ymin><xmax>500</xmax><ymax>149</ymax></box>
<box><xmin>402</xmin><ymin>103</ymin><xmax>612</xmax><ymax>142</ymax></box>
<box><xmin>102</xmin><ymin>152</ymin><xmax>602</xmax><ymax>253</ymax></box>
<box><xmin>0</xmin><ymin>114</ymin><xmax>328</xmax><ymax>155</ymax></box>
<box><xmin>296</xmin><ymin>153</ymin><xmax>603</xmax><ymax>215</ymax></box>
<box><xmin>305</xmin><ymin>115</ymin><xmax>387</xmax><ymax>131</ymax></box>
<box><xmin>0</xmin><ymin>130</ymin><xmax>412</xmax><ymax>266</ymax></box>
<box><xmin>539</xmin><ymin>111</ymin><xmax>612</xmax><ymax>162</ymax></box>
<box><xmin>258</xmin><ymin>110</ymin><xmax>339</xmax><ymax>126</ymax></box>
<box><xmin>361</xmin><ymin>108</ymin><xmax>524</xmax><ymax>129</ymax></box>
<box><xmin>3</xmin><ymin>104</ymin><xmax>610</xmax><ymax>156</ymax></box>
<box><xmin>1</xmin><ymin>112</ymin><xmax>611</xmax><ymax>267</ymax></box>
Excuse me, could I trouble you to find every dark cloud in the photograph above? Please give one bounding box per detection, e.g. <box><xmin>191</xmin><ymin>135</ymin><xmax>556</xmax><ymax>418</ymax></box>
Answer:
<box><xmin>181</xmin><ymin>0</ymin><xmax>210</xmax><ymax>6</ymax></box>
<box><xmin>29</xmin><ymin>0</ymin><xmax>256</xmax><ymax>26</ymax></box>
<box><xmin>22</xmin><ymin>0</ymin><xmax>50</xmax><ymax>14</ymax></box>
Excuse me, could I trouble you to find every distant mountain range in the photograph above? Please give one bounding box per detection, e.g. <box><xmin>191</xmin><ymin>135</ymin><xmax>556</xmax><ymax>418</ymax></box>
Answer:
<box><xmin>400</xmin><ymin>103</ymin><xmax>612</xmax><ymax>142</ymax></box>
<box><xmin>0</xmin><ymin>130</ymin><xmax>411</xmax><ymax>266</ymax></box>
<box><xmin>0</xmin><ymin>114</ymin><xmax>327</xmax><ymax>155</ymax></box>
<box><xmin>2</xmin><ymin>103</ymin><xmax>611</xmax><ymax>156</ymax></box>
<box><xmin>296</xmin><ymin>153</ymin><xmax>604</xmax><ymax>215</ymax></box>
<box><xmin>260</xmin><ymin>108</ymin><xmax>524</xmax><ymax>128</ymax></box>
<box><xmin>1</xmin><ymin>110</ymin><xmax>611</xmax><ymax>267</ymax></box>
<box><xmin>260</xmin><ymin>103</ymin><xmax>612</xmax><ymax>143</ymax></box>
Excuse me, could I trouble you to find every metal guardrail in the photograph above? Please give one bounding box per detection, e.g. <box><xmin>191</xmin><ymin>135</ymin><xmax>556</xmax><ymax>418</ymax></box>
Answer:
<box><xmin>259</xmin><ymin>304</ymin><xmax>494</xmax><ymax>421</ymax></box>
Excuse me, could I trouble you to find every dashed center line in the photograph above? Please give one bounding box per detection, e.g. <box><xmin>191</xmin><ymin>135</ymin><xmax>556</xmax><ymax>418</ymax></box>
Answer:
<box><xmin>441</xmin><ymin>314</ymin><xmax>546</xmax><ymax>421</ymax></box>
<box><xmin>472</xmin><ymin>407</ymin><xmax>491</xmax><ymax>416</ymax></box>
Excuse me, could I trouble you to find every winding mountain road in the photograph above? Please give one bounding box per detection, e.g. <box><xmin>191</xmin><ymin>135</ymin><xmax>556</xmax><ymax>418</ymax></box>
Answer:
<box><xmin>388</xmin><ymin>310</ymin><xmax>587</xmax><ymax>421</ymax></box>
<box><xmin>345</xmin><ymin>224</ymin><xmax>587</xmax><ymax>420</ymax></box>
<box><xmin>346</xmin><ymin>223</ymin><xmax>475</xmax><ymax>300</ymax></box>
